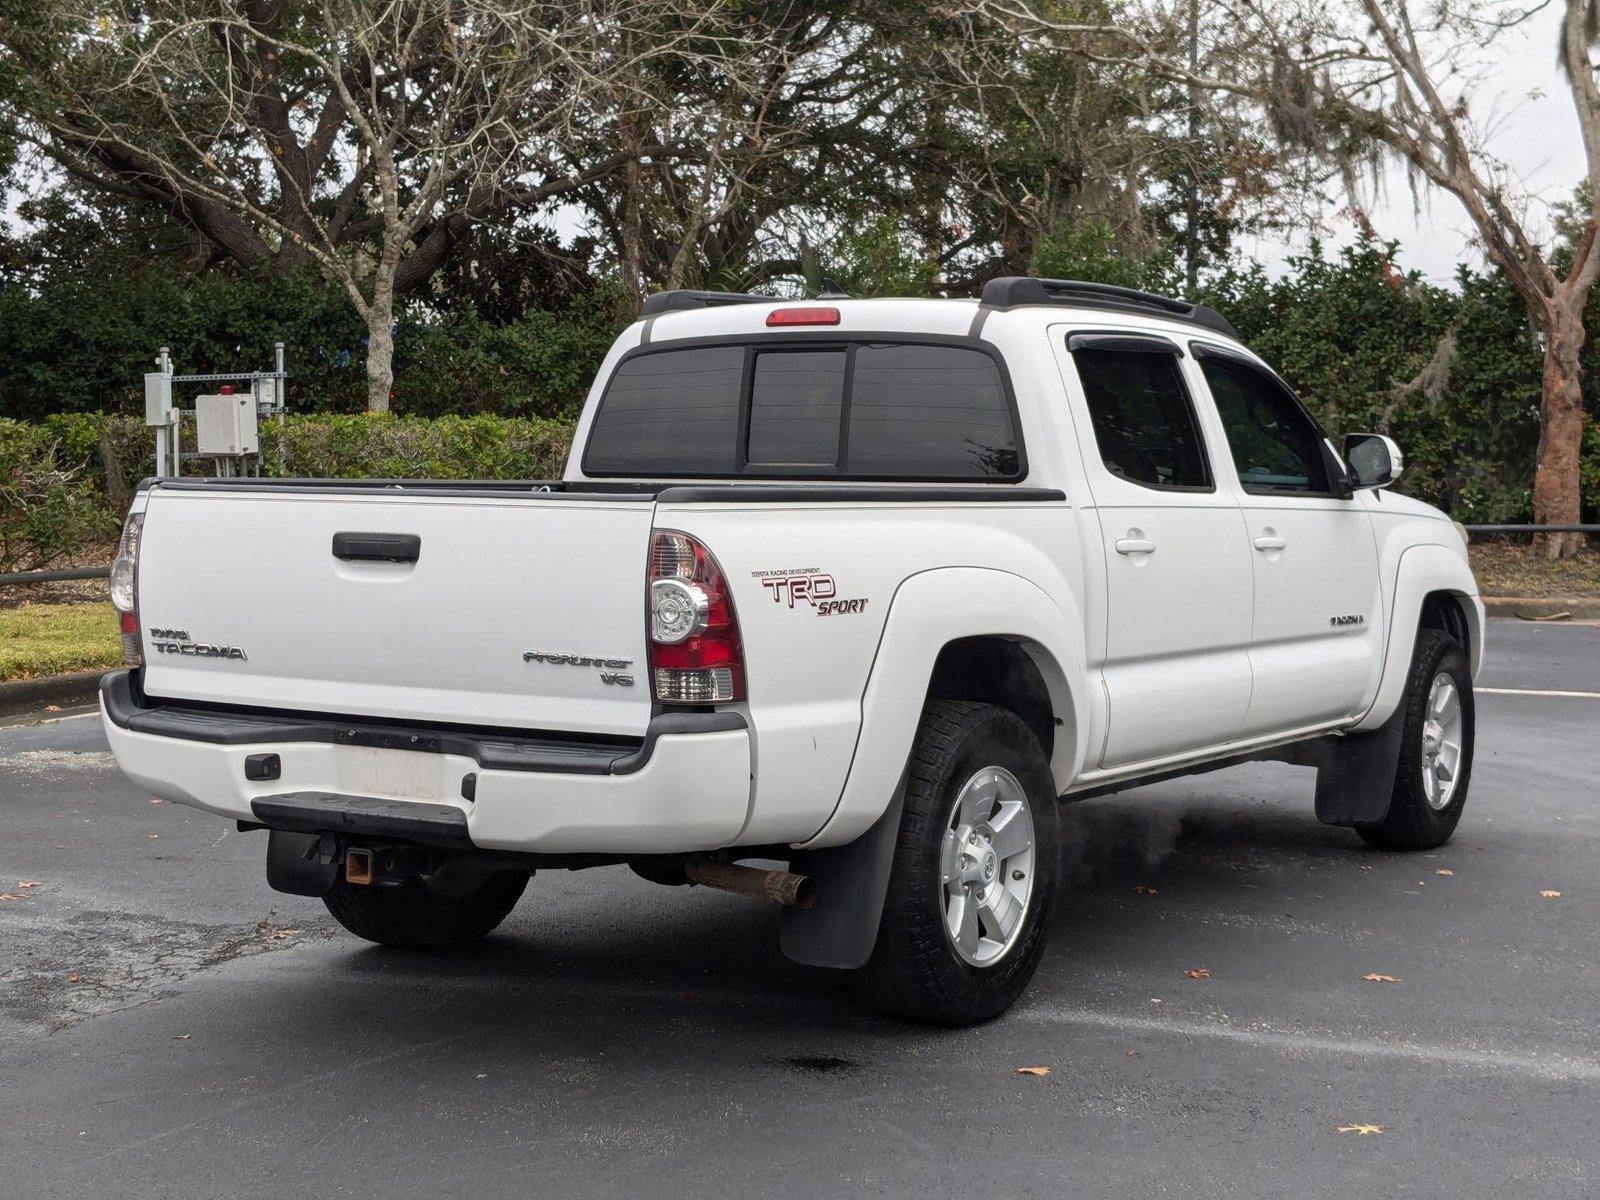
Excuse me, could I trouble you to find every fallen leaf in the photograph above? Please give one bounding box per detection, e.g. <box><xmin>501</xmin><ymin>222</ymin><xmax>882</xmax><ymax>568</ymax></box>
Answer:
<box><xmin>1132</xmin><ymin>884</ymin><xmax>1158</xmax><ymax>896</ymax></box>
<box><xmin>269</xmin><ymin>928</ymin><xmax>303</xmax><ymax>940</ymax></box>
<box><xmin>0</xmin><ymin>894</ymin><xmax>22</xmax><ymax>902</ymax></box>
<box><xmin>1337</xmin><ymin>1124</ymin><xmax>1384</xmax><ymax>1136</ymax></box>
<box><xmin>147</xmin><ymin>833</ymin><xmax>159</xmax><ymax>840</ymax></box>
<box><xmin>1540</xmin><ymin>890</ymin><xmax>1563</xmax><ymax>899</ymax></box>
<box><xmin>174</xmin><ymin>1034</ymin><xmax>190</xmax><ymax>1040</ymax></box>
<box><xmin>149</xmin><ymin>798</ymin><xmax>163</xmax><ymax>805</ymax></box>
<box><xmin>67</xmin><ymin>973</ymin><xmax>80</xmax><ymax>984</ymax></box>
<box><xmin>1015</xmin><ymin>1066</ymin><xmax>1052</xmax><ymax>1076</ymax></box>
<box><xmin>1363</xmin><ymin>973</ymin><xmax>1401</xmax><ymax>983</ymax></box>
<box><xmin>1435</xmin><ymin>869</ymin><xmax>1453</xmax><ymax>876</ymax></box>
<box><xmin>44</xmin><ymin>704</ymin><xmax>61</xmax><ymax>712</ymax></box>
<box><xmin>16</xmin><ymin>880</ymin><xmax>43</xmax><ymax>889</ymax></box>
<box><xmin>1184</xmin><ymin>967</ymin><xmax>1211</xmax><ymax>979</ymax></box>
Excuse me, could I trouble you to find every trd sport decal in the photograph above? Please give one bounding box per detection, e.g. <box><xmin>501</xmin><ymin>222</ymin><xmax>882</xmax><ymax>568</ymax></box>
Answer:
<box><xmin>751</xmin><ymin>568</ymin><xmax>869</xmax><ymax>617</ymax></box>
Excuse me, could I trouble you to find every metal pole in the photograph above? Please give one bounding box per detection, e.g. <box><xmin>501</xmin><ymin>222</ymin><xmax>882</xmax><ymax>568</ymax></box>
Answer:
<box><xmin>275</xmin><ymin>341</ymin><xmax>287</xmax><ymax>476</ymax></box>
<box><xmin>154</xmin><ymin>347</ymin><xmax>172</xmax><ymax>479</ymax></box>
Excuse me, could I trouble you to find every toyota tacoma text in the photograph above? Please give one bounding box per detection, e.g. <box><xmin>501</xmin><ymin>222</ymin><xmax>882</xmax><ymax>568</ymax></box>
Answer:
<box><xmin>101</xmin><ymin>278</ymin><xmax>1483</xmax><ymax>1025</ymax></box>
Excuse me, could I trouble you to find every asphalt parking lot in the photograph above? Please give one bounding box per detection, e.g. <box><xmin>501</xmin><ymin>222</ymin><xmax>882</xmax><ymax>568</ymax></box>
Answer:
<box><xmin>1</xmin><ymin>618</ymin><xmax>1596</xmax><ymax>1198</ymax></box>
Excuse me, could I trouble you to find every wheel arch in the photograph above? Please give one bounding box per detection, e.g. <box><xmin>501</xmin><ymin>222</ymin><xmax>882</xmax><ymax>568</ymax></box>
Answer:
<box><xmin>1354</xmin><ymin>542</ymin><xmax>1484</xmax><ymax>733</ymax></box>
<box><xmin>798</xmin><ymin>566</ymin><xmax>1088</xmax><ymax>850</ymax></box>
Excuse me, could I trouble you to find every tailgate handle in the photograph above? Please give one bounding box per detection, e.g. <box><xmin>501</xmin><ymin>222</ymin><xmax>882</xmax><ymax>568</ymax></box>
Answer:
<box><xmin>332</xmin><ymin>532</ymin><xmax>421</xmax><ymax>564</ymax></box>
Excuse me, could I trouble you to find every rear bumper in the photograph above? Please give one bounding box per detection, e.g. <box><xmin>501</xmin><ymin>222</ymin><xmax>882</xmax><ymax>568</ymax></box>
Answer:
<box><xmin>99</xmin><ymin>671</ymin><xmax>752</xmax><ymax>854</ymax></box>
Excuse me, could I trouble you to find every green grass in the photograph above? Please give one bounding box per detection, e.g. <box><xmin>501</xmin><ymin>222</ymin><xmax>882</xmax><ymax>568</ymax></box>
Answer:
<box><xmin>0</xmin><ymin>602</ymin><xmax>122</xmax><ymax>682</ymax></box>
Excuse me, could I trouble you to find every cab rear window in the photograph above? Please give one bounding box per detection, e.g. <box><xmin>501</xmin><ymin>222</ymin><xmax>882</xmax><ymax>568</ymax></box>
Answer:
<box><xmin>581</xmin><ymin>340</ymin><xmax>1022</xmax><ymax>479</ymax></box>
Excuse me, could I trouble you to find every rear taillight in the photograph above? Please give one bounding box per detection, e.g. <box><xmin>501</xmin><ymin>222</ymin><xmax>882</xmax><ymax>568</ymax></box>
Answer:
<box><xmin>648</xmin><ymin>530</ymin><xmax>744</xmax><ymax>704</ymax></box>
<box><xmin>110</xmin><ymin>513</ymin><xmax>144</xmax><ymax>666</ymax></box>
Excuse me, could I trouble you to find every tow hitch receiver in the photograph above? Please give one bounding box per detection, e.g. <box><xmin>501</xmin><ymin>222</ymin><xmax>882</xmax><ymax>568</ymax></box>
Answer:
<box><xmin>345</xmin><ymin>847</ymin><xmax>375</xmax><ymax>885</ymax></box>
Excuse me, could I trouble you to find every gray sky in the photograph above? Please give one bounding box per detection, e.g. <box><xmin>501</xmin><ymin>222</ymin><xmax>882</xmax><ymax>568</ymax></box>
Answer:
<box><xmin>1246</xmin><ymin>2</ymin><xmax>1582</xmax><ymax>284</ymax></box>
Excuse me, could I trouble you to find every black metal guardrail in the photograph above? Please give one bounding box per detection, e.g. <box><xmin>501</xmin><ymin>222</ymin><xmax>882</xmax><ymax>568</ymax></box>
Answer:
<box><xmin>0</xmin><ymin>565</ymin><xmax>111</xmax><ymax>587</ymax></box>
<box><xmin>1463</xmin><ymin>524</ymin><xmax>1599</xmax><ymax>535</ymax></box>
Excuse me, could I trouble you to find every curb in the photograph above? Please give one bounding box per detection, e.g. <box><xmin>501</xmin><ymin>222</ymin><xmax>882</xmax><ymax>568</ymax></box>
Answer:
<box><xmin>1482</xmin><ymin>596</ymin><xmax>1600</xmax><ymax>620</ymax></box>
<box><xmin>0</xmin><ymin>670</ymin><xmax>106</xmax><ymax>718</ymax></box>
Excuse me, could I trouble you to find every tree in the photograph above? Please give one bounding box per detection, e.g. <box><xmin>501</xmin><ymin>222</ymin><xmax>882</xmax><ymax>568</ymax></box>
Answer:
<box><xmin>0</xmin><ymin>0</ymin><xmax>757</xmax><ymax>409</ymax></box>
<box><xmin>978</xmin><ymin>0</ymin><xmax>1595</xmax><ymax>555</ymax></box>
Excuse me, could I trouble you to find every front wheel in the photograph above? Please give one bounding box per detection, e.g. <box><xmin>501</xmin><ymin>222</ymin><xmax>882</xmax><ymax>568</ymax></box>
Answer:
<box><xmin>858</xmin><ymin>701</ymin><xmax>1060</xmax><ymax>1026</ymax></box>
<box><xmin>1356</xmin><ymin>628</ymin><xmax>1474</xmax><ymax>851</ymax></box>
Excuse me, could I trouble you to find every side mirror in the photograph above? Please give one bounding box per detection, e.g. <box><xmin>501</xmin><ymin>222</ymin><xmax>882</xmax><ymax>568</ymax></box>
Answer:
<box><xmin>1343</xmin><ymin>433</ymin><xmax>1404</xmax><ymax>490</ymax></box>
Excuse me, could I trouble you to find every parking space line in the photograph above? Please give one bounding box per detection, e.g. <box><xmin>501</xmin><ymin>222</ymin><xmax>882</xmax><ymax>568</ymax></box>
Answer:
<box><xmin>1478</xmin><ymin>686</ymin><xmax>1600</xmax><ymax>699</ymax></box>
<box><xmin>1019</xmin><ymin>1004</ymin><xmax>1600</xmax><ymax>1081</ymax></box>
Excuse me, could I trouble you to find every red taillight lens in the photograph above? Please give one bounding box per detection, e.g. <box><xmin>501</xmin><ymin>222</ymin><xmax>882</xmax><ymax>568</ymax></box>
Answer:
<box><xmin>648</xmin><ymin>530</ymin><xmax>744</xmax><ymax>703</ymax></box>
<box><xmin>765</xmin><ymin>306</ymin><xmax>840</xmax><ymax>327</ymax></box>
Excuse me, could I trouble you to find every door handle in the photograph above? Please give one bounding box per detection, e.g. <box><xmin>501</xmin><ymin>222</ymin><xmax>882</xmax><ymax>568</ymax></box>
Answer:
<box><xmin>1114</xmin><ymin>538</ymin><xmax>1157</xmax><ymax>556</ymax></box>
<box><xmin>1253</xmin><ymin>534</ymin><xmax>1287</xmax><ymax>551</ymax></box>
<box><xmin>332</xmin><ymin>531</ymin><xmax>422</xmax><ymax>563</ymax></box>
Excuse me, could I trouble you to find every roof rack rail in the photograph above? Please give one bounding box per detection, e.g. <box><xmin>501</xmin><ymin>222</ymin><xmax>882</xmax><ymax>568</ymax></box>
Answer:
<box><xmin>638</xmin><ymin>289</ymin><xmax>776</xmax><ymax>317</ymax></box>
<box><xmin>978</xmin><ymin>276</ymin><xmax>1238</xmax><ymax>338</ymax></box>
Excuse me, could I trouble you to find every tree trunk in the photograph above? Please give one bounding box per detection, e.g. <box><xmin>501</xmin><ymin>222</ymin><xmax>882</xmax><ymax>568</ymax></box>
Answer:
<box><xmin>1532</xmin><ymin>303</ymin><xmax>1588</xmax><ymax>559</ymax></box>
<box><xmin>364</xmin><ymin>284</ymin><xmax>395</xmax><ymax>414</ymax></box>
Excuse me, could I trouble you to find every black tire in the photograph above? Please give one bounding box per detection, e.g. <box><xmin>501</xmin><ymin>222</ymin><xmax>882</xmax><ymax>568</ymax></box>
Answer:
<box><xmin>1356</xmin><ymin>628</ymin><xmax>1474</xmax><ymax>851</ymax></box>
<box><xmin>323</xmin><ymin>868</ymin><xmax>529</xmax><ymax>950</ymax></box>
<box><xmin>858</xmin><ymin>701</ymin><xmax>1060</xmax><ymax>1026</ymax></box>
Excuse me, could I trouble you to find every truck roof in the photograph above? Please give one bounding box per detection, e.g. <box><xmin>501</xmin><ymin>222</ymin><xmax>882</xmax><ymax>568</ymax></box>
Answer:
<box><xmin>634</xmin><ymin>278</ymin><xmax>1243</xmax><ymax>349</ymax></box>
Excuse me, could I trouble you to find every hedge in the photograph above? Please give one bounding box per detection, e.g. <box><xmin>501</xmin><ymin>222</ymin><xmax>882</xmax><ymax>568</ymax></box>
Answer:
<box><xmin>0</xmin><ymin>413</ymin><xmax>573</xmax><ymax>572</ymax></box>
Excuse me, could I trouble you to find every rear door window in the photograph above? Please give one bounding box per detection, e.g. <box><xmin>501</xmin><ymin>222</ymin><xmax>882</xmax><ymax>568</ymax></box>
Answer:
<box><xmin>1071</xmin><ymin>346</ymin><xmax>1212</xmax><ymax>490</ymax></box>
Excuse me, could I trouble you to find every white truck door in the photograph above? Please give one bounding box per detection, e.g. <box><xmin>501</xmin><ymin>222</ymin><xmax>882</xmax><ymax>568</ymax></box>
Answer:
<box><xmin>1189</xmin><ymin>345</ymin><xmax>1384</xmax><ymax>734</ymax></box>
<box><xmin>1056</xmin><ymin>332</ymin><xmax>1254</xmax><ymax>768</ymax></box>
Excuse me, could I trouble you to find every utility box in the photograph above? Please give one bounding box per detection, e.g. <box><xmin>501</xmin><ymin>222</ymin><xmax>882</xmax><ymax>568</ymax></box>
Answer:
<box><xmin>143</xmin><ymin>372</ymin><xmax>174</xmax><ymax>427</ymax></box>
<box><xmin>195</xmin><ymin>393</ymin><xmax>259</xmax><ymax>456</ymax></box>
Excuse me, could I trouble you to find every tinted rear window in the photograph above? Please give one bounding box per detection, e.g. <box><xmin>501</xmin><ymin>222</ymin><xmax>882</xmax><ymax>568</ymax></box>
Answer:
<box><xmin>847</xmin><ymin>345</ymin><xmax>1018</xmax><ymax>477</ymax></box>
<box><xmin>582</xmin><ymin>340</ymin><xmax>1021</xmax><ymax>479</ymax></box>
<box><xmin>747</xmin><ymin>350</ymin><xmax>845</xmax><ymax>466</ymax></box>
<box><xmin>582</xmin><ymin>346</ymin><xmax>743</xmax><ymax>475</ymax></box>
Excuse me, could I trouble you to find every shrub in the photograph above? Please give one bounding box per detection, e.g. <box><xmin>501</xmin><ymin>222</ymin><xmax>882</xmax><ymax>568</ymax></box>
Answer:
<box><xmin>0</xmin><ymin>423</ymin><xmax>120</xmax><ymax>572</ymax></box>
<box><xmin>262</xmin><ymin>413</ymin><xmax>573</xmax><ymax>480</ymax></box>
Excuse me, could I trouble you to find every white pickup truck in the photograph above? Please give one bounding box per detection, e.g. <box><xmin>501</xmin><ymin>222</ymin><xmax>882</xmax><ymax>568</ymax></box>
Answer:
<box><xmin>101</xmin><ymin>278</ymin><xmax>1482</xmax><ymax>1025</ymax></box>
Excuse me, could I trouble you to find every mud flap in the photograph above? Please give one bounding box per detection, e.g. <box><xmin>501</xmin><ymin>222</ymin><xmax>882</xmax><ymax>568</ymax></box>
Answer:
<box><xmin>779</xmin><ymin>779</ymin><xmax>906</xmax><ymax>971</ymax></box>
<box><xmin>1312</xmin><ymin>702</ymin><xmax>1406</xmax><ymax>827</ymax></box>
<box><xmin>265</xmin><ymin>829</ymin><xmax>340</xmax><ymax>897</ymax></box>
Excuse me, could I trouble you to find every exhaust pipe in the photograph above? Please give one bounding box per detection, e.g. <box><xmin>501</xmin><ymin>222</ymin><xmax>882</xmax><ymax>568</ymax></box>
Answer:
<box><xmin>684</xmin><ymin>860</ymin><xmax>814</xmax><ymax>909</ymax></box>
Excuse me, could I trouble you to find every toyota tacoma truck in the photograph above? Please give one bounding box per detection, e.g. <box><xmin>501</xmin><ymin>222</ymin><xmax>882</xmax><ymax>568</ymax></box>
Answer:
<box><xmin>101</xmin><ymin>277</ymin><xmax>1483</xmax><ymax>1025</ymax></box>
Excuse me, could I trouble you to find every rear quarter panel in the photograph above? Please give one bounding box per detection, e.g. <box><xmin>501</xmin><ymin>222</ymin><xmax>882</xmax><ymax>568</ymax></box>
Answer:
<box><xmin>663</xmin><ymin>499</ymin><xmax>1089</xmax><ymax>846</ymax></box>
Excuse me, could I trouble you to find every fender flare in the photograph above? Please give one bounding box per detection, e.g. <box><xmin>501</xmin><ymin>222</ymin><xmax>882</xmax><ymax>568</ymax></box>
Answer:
<box><xmin>781</xmin><ymin>566</ymin><xmax>1087</xmax><ymax>970</ymax></box>
<box><xmin>1353</xmin><ymin>542</ymin><xmax>1483</xmax><ymax>733</ymax></box>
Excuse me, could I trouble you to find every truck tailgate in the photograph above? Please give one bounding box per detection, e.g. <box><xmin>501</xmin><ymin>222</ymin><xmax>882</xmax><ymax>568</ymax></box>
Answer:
<box><xmin>136</xmin><ymin>487</ymin><xmax>656</xmax><ymax>736</ymax></box>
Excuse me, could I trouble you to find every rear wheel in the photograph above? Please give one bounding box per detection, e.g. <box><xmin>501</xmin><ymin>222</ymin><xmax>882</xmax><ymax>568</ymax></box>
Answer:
<box><xmin>1356</xmin><ymin>628</ymin><xmax>1474</xmax><ymax>851</ymax></box>
<box><xmin>323</xmin><ymin>868</ymin><xmax>529</xmax><ymax>950</ymax></box>
<box><xmin>858</xmin><ymin>701</ymin><xmax>1059</xmax><ymax>1026</ymax></box>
